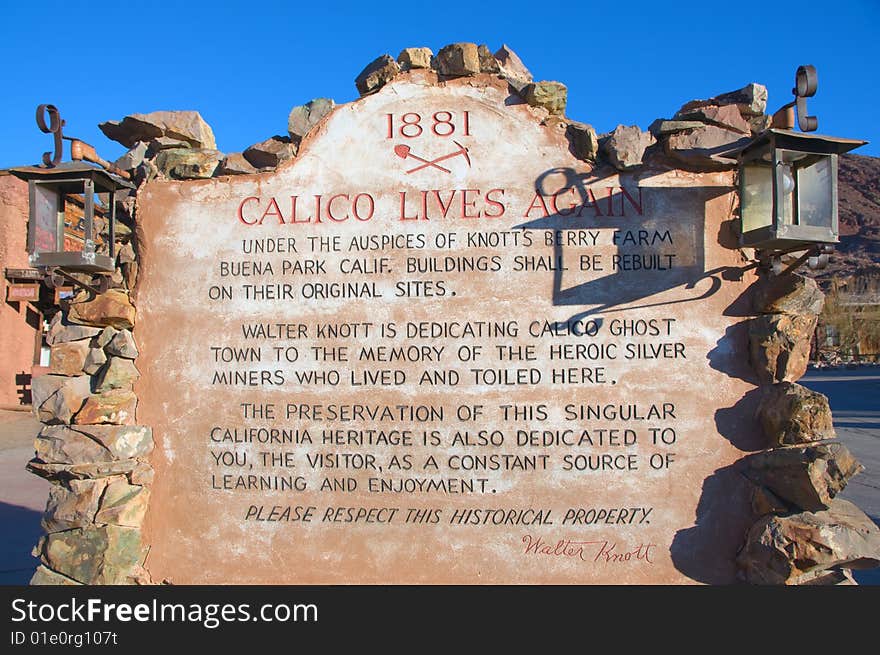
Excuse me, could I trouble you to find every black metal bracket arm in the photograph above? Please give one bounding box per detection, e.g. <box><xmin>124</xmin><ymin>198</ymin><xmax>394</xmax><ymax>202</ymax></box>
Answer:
<box><xmin>44</xmin><ymin>267</ymin><xmax>111</xmax><ymax>296</ymax></box>
<box><xmin>757</xmin><ymin>243</ymin><xmax>833</xmax><ymax>276</ymax></box>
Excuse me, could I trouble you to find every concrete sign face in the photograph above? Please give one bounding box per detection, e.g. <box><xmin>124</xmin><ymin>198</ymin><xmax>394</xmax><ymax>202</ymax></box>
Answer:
<box><xmin>135</xmin><ymin>73</ymin><xmax>755</xmax><ymax>583</ymax></box>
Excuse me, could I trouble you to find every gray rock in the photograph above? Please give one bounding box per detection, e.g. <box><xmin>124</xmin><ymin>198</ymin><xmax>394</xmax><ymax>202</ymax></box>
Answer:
<box><xmin>355</xmin><ymin>54</ymin><xmax>400</xmax><ymax>95</ymax></box>
<box><xmin>603</xmin><ymin>125</ymin><xmax>655</xmax><ymax>170</ymax></box>
<box><xmin>113</xmin><ymin>142</ymin><xmax>148</xmax><ymax>171</ymax></box>
<box><xmin>148</xmin><ymin>136</ymin><xmax>191</xmax><ymax>152</ymax></box>
<box><xmin>46</xmin><ymin>313</ymin><xmax>101</xmax><ymax>346</ymax></box>
<box><xmin>116</xmin><ymin>242</ymin><xmax>136</xmax><ymax>265</ymax></box>
<box><xmin>32</xmin><ymin>375</ymin><xmax>91</xmax><ymax>424</ymax></box>
<box><xmin>288</xmin><ymin>98</ymin><xmax>335</xmax><ymax>142</ymax></box>
<box><xmin>106</xmin><ymin>329</ymin><xmax>138</xmax><ymax>359</ymax></box>
<box><xmin>41</xmin><ymin>525</ymin><xmax>146</xmax><ymax>585</ymax></box>
<box><xmin>737</xmin><ymin>498</ymin><xmax>880</xmax><ymax>584</ymax></box>
<box><xmin>745</xmin><ymin>442</ymin><xmax>862</xmax><ymax>512</ymax></box>
<box><xmin>433</xmin><ymin>43</ymin><xmax>481</xmax><ymax>77</ymax></box>
<box><xmin>134</xmin><ymin>159</ymin><xmax>158</xmax><ymax>185</ymax></box>
<box><xmin>749</xmin><ymin>114</ymin><xmax>772</xmax><ymax>135</ymax></box>
<box><xmin>82</xmin><ymin>347</ymin><xmax>107</xmax><ymax>375</ymax></box>
<box><xmin>567</xmin><ymin>121</ymin><xmax>599</xmax><ymax>161</ymax></box>
<box><xmin>154</xmin><ymin>148</ymin><xmax>223</xmax><ymax>179</ymax></box>
<box><xmin>494</xmin><ymin>44</ymin><xmax>532</xmax><ymax>84</ymax></box>
<box><xmin>28</xmin><ymin>459</ymin><xmax>140</xmax><ymax>482</ymax></box>
<box><xmin>34</xmin><ymin>424</ymin><xmax>153</xmax><ymax>464</ymax></box>
<box><xmin>648</xmin><ymin>119</ymin><xmax>706</xmax><ymax>137</ymax></box>
<box><xmin>128</xmin><ymin>460</ymin><xmax>154</xmax><ymax>486</ymax></box>
<box><xmin>750</xmin><ymin>483</ymin><xmax>790</xmax><ymax>516</ymax></box>
<box><xmin>94</xmin><ymin>357</ymin><xmax>140</xmax><ymax>393</ymax></box>
<box><xmin>42</xmin><ymin>477</ymin><xmax>116</xmax><ymax>532</ymax></box>
<box><xmin>758</xmin><ymin>382</ymin><xmax>836</xmax><ymax>446</ymax></box>
<box><xmin>243</xmin><ymin>136</ymin><xmax>297</xmax><ymax>169</ymax></box>
<box><xmin>94</xmin><ymin>480</ymin><xmax>149</xmax><ymax>528</ymax></box>
<box><xmin>96</xmin><ymin>326</ymin><xmax>119</xmax><ymax>349</ymax></box>
<box><xmin>477</xmin><ymin>44</ymin><xmax>500</xmax><ymax>73</ymax></box>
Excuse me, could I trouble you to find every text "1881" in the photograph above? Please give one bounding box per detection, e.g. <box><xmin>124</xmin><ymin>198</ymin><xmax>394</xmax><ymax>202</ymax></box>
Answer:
<box><xmin>385</xmin><ymin>111</ymin><xmax>472</xmax><ymax>138</ymax></box>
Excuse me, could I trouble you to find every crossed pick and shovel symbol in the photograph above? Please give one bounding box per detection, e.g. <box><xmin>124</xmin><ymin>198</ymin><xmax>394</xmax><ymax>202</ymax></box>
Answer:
<box><xmin>394</xmin><ymin>140</ymin><xmax>471</xmax><ymax>174</ymax></box>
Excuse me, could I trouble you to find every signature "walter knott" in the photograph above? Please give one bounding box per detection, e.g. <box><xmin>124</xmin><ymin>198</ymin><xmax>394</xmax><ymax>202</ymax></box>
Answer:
<box><xmin>521</xmin><ymin>535</ymin><xmax>656</xmax><ymax>564</ymax></box>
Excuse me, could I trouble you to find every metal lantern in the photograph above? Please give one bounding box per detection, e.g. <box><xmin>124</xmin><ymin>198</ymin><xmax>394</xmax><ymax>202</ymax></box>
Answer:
<box><xmin>10</xmin><ymin>162</ymin><xmax>133</xmax><ymax>273</ymax></box>
<box><xmin>738</xmin><ymin>129</ymin><xmax>865</xmax><ymax>251</ymax></box>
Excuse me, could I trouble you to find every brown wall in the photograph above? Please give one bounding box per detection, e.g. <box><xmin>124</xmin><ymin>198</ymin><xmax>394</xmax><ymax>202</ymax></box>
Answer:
<box><xmin>0</xmin><ymin>173</ymin><xmax>40</xmax><ymax>407</ymax></box>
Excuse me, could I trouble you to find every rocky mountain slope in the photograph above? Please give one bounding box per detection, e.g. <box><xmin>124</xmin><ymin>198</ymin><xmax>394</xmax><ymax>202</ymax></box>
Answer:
<box><xmin>819</xmin><ymin>153</ymin><xmax>880</xmax><ymax>282</ymax></box>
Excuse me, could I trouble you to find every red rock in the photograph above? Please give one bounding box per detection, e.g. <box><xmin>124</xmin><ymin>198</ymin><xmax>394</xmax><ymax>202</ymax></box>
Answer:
<box><xmin>749</xmin><ymin>314</ymin><xmax>817</xmax><ymax>383</ymax></box>
<box><xmin>74</xmin><ymin>391</ymin><xmax>138</xmax><ymax>426</ymax></box>
<box><xmin>494</xmin><ymin>44</ymin><xmax>532</xmax><ymax>84</ymax></box>
<box><xmin>67</xmin><ymin>290</ymin><xmax>136</xmax><ymax>329</ymax></box>
<box><xmin>355</xmin><ymin>54</ymin><xmax>400</xmax><ymax>95</ymax></box>
<box><xmin>604</xmin><ymin>125</ymin><xmax>655</xmax><ymax>170</ymax></box>
<box><xmin>675</xmin><ymin>104</ymin><xmax>751</xmax><ymax>134</ymax></box>
<box><xmin>49</xmin><ymin>341</ymin><xmax>90</xmax><ymax>376</ymax></box>
<box><xmin>664</xmin><ymin>125</ymin><xmax>748</xmax><ymax>169</ymax></box>
<box><xmin>738</xmin><ymin>498</ymin><xmax>880</xmax><ymax>584</ymax></box>
<box><xmin>434</xmin><ymin>43</ymin><xmax>480</xmax><ymax>77</ymax></box>
<box><xmin>243</xmin><ymin>136</ymin><xmax>296</xmax><ymax>169</ymax></box>
<box><xmin>99</xmin><ymin>110</ymin><xmax>216</xmax><ymax>149</ymax></box>
<box><xmin>757</xmin><ymin>382</ymin><xmax>836</xmax><ymax>446</ymax></box>
<box><xmin>397</xmin><ymin>47</ymin><xmax>433</xmax><ymax>71</ymax></box>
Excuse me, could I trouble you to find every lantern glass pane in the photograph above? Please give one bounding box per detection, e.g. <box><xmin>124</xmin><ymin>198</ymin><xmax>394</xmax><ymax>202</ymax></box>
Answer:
<box><xmin>62</xmin><ymin>193</ymin><xmax>87</xmax><ymax>253</ymax></box>
<box><xmin>778</xmin><ymin>162</ymin><xmax>795</xmax><ymax>226</ymax></box>
<box><xmin>93</xmin><ymin>193</ymin><xmax>111</xmax><ymax>257</ymax></box>
<box><xmin>33</xmin><ymin>184</ymin><xmax>59</xmax><ymax>253</ymax></box>
<box><xmin>741</xmin><ymin>163</ymin><xmax>773</xmax><ymax>233</ymax></box>
<box><xmin>797</xmin><ymin>156</ymin><xmax>833</xmax><ymax>228</ymax></box>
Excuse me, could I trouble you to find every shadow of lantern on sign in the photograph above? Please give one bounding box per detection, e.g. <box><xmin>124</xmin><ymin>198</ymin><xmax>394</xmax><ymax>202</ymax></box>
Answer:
<box><xmin>515</xmin><ymin>166</ymin><xmax>756</xmax><ymax>583</ymax></box>
<box><xmin>516</xmin><ymin>167</ymin><xmax>739</xmax><ymax>323</ymax></box>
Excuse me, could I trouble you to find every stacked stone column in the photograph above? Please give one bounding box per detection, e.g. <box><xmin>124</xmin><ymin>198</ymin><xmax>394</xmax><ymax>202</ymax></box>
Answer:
<box><xmin>27</xmin><ymin>234</ymin><xmax>152</xmax><ymax>585</ymax></box>
<box><xmin>737</xmin><ymin>272</ymin><xmax>880</xmax><ymax>584</ymax></box>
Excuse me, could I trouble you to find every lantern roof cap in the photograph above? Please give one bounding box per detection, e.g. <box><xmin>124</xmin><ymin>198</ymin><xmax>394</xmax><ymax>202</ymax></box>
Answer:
<box><xmin>6</xmin><ymin>161</ymin><xmax>134</xmax><ymax>190</ymax></box>
<box><xmin>721</xmin><ymin>128</ymin><xmax>867</xmax><ymax>161</ymax></box>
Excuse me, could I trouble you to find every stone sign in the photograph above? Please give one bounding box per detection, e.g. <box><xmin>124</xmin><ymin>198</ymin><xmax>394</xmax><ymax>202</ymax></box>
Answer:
<box><xmin>26</xmin><ymin>44</ymin><xmax>879</xmax><ymax>586</ymax></box>
<box><xmin>134</xmin><ymin>73</ymin><xmax>753</xmax><ymax>584</ymax></box>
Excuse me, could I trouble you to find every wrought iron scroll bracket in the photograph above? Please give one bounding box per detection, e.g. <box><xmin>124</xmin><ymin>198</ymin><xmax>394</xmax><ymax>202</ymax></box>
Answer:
<box><xmin>793</xmin><ymin>65</ymin><xmax>818</xmax><ymax>132</ymax></box>
<box><xmin>36</xmin><ymin>104</ymin><xmax>66</xmax><ymax>167</ymax></box>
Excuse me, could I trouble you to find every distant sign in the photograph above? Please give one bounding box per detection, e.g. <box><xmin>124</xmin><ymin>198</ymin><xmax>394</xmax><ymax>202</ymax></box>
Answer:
<box><xmin>4</xmin><ymin>267</ymin><xmax>43</xmax><ymax>281</ymax></box>
<box><xmin>6</xmin><ymin>283</ymin><xmax>40</xmax><ymax>302</ymax></box>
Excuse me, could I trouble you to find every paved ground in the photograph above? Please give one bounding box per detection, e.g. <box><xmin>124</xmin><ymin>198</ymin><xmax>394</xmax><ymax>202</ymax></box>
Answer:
<box><xmin>0</xmin><ymin>408</ymin><xmax>47</xmax><ymax>584</ymax></box>
<box><xmin>801</xmin><ymin>366</ymin><xmax>880</xmax><ymax>585</ymax></box>
<box><xmin>1</xmin><ymin>369</ymin><xmax>878</xmax><ymax>585</ymax></box>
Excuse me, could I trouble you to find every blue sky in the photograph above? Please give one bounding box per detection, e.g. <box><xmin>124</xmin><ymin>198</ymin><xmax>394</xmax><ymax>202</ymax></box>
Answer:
<box><xmin>0</xmin><ymin>0</ymin><xmax>877</xmax><ymax>168</ymax></box>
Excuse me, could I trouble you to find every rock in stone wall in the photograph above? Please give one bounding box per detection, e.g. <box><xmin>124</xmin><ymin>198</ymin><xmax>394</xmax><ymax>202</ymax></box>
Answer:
<box><xmin>28</xmin><ymin>194</ymin><xmax>153</xmax><ymax>585</ymax></box>
<box><xmin>738</xmin><ymin>499</ymin><xmax>880</xmax><ymax>584</ymax></box>
<box><xmin>736</xmin><ymin>271</ymin><xmax>880</xmax><ymax>584</ymax></box>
